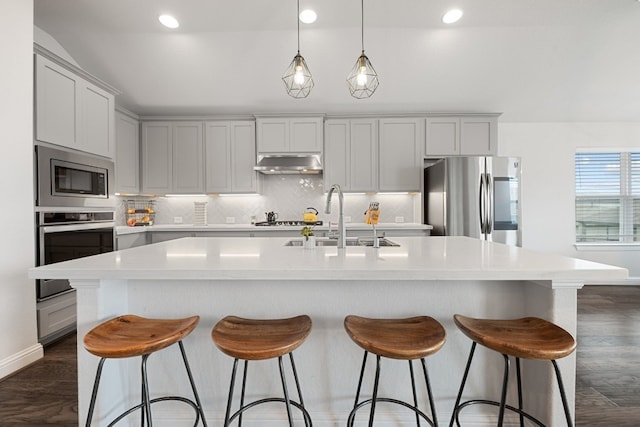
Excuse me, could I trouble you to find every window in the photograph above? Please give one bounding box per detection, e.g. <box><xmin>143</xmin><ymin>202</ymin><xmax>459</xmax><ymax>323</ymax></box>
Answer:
<box><xmin>575</xmin><ymin>151</ymin><xmax>640</xmax><ymax>243</ymax></box>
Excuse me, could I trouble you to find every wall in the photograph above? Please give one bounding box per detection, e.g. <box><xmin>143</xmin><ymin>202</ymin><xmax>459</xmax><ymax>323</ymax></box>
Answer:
<box><xmin>118</xmin><ymin>174</ymin><xmax>420</xmax><ymax>226</ymax></box>
<box><xmin>499</xmin><ymin>122</ymin><xmax>640</xmax><ymax>281</ymax></box>
<box><xmin>0</xmin><ymin>0</ymin><xmax>42</xmax><ymax>379</ymax></box>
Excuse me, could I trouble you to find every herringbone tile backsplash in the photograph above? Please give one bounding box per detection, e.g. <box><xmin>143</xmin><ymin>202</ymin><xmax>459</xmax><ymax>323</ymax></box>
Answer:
<box><xmin>117</xmin><ymin>175</ymin><xmax>419</xmax><ymax>226</ymax></box>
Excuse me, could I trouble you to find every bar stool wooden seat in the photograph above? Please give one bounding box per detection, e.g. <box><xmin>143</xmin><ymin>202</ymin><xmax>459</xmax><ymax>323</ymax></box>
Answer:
<box><xmin>344</xmin><ymin>315</ymin><xmax>446</xmax><ymax>427</ymax></box>
<box><xmin>450</xmin><ymin>314</ymin><xmax>577</xmax><ymax>427</ymax></box>
<box><xmin>84</xmin><ymin>315</ymin><xmax>207</xmax><ymax>426</ymax></box>
<box><xmin>211</xmin><ymin>315</ymin><xmax>313</xmax><ymax>427</ymax></box>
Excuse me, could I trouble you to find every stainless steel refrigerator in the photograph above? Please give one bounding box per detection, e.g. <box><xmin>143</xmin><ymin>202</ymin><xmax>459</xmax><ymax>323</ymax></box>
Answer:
<box><xmin>423</xmin><ymin>157</ymin><xmax>521</xmax><ymax>246</ymax></box>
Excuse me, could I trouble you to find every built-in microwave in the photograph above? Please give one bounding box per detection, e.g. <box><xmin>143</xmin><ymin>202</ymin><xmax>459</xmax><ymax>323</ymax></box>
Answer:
<box><xmin>36</xmin><ymin>145</ymin><xmax>115</xmax><ymax>208</ymax></box>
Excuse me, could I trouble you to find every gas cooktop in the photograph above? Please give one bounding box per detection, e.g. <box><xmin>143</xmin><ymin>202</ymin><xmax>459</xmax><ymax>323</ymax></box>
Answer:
<box><xmin>254</xmin><ymin>220</ymin><xmax>323</xmax><ymax>227</ymax></box>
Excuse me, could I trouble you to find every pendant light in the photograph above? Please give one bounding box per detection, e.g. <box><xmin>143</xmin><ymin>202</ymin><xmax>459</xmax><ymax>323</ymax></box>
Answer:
<box><xmin>282</xmin><ymin>0</ymin><xmax>314</xmax><ymax>98</ymax></box>
<box><xmin>347</xmin><ymin>0</ymin><xmax>379</xmax><ymax>99</ymax></box>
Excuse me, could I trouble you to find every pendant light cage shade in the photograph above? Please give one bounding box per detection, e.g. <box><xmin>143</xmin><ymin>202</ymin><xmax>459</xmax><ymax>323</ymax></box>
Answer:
<box><xmin>283</xmin><ymin>54</ymin><xmax>314</xmax><ymax>98</ymax></box>
<box><xmin>347</xmin><ymin>53</ymin><xmax>379</xmax><ymax>99</ymax></box>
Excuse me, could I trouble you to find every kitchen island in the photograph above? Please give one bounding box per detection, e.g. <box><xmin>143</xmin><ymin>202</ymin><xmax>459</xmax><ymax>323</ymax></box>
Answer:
<box><xmin>29</xmin><ymin>236</ymin><xmax>627</xmax><ymax>426</ymax></box>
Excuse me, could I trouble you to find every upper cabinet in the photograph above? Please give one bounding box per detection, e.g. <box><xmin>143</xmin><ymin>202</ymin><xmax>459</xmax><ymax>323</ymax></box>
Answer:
<box><xmin>115</xmin><ymin>111</ymin><xmax>140</xmax><ymax>194</ymax></box>
<box><xmin>425</xmin><ymin>115</ymin><xmax>498</xmax><ymax>156</ymax></box>
<box><xmin>324</xmin><ymin>119</ymin><xmax>378</xmax><ymax>192</ymax></box>
<box><xmin>256</xmin><ymin>117</ymin><xmax>323</xmax><ymax>153</ymax></box>
<box><xmin>141</xmin><ymin>121</ymin><xmax>204</xmax><ymax>194</ymax></box>
<box><xmin>378</xmin><ymin>118</ymin><xmax>424</xmax><ymax>192</ymax></box>
<box><xmin>34</xmin><ymin>52</ymin><xmax>116</xmax><ymax>158</ymax></box>
<box><xmin>205</xmin><ymin>121</ymin><xmax>257</xmax><ymax>193</ymax></box>
<box><xmin>325</xmin><ymin>117</ymin><xmax>424</xmax><ymax>193</ymax></box>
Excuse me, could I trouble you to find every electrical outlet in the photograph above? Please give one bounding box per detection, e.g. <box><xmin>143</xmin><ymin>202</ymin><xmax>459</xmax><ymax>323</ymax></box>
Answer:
<box><xmin>395</xmin><ymin>216</ymin><xmax>405</xmax><ymax>223</ymax></box>
<box><xmin>226</xmin><ymin>217</ymin><xmax>235</xmax><ymax>224</ymax></box>
<box><xmin>344</xmin><ymin>216</ymin><xmax>352</xmax><ymax>223</ymax></box>
<box><xmin>174</xmin><ymin>217</ymin><xmax>183</xmax><ymax>224</ymax></box>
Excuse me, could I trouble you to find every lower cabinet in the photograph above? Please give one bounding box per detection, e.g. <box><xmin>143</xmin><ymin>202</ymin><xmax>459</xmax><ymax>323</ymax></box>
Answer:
<box><xmin>116</xmin><ymin>232</ymin><xmax>148</xmax><ymax>250</ymax></box>
<box><xmin>37</xmin><ymin>291</ymin><xmax>76</xmax><ymax>345</ymax></box>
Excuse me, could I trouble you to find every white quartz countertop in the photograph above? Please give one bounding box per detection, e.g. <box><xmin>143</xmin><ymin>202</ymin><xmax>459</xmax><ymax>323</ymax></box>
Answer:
<box><xmin>29</xmin><ymin>236</ymin><xmax>627</xmax><ymax>283</ymax></box>
<box><xmin>115</xmin><ymin>222</ymin><xmax>432</xmax><ymax>235</ymax></box>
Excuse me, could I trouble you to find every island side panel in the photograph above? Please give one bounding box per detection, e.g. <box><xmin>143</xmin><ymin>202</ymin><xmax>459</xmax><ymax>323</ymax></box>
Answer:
<box><xmin>73</xmin><ymin>279</ymin><xmax>130</xmax><ymax>427</ymax></box>
<box><xmin>67</xmin><ymin>277</ymin><xmax>564</xmax><ymax>427</ymax></box>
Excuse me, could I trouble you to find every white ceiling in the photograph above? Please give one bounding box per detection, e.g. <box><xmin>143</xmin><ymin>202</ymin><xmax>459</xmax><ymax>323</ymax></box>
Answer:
<box><xmin>34</xmin><ymin>0</ymin><xmax>640</xmax><ymax>122</ymax></box>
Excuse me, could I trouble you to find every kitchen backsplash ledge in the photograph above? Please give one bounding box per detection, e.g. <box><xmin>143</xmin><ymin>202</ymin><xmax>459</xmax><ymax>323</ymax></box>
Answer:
<box><xmin>116</xmin><ymin>175</ymin><xmax>421</xmax><ymax>226</ymax></box>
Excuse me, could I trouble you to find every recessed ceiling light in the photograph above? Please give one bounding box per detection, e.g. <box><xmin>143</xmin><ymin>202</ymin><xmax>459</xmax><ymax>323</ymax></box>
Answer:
<box><xmin>442</xmin><ymin>9</ymin><xmax>463</xmax><ymax>24</ymax></box>
<box><xmin>299</xmin><ymin>9</ymin><xmax>317</xmax><ymax>24</ymax></box>
<box><xmin>159</xmin><ymin>14</ymin><xmax>179</xmax><ymax>29</ymax></box>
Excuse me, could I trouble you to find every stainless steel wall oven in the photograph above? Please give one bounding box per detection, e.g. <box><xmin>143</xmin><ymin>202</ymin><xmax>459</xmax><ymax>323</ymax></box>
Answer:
<box><xmin>36</xmin><ymin>211</ymin><xmax>115</xmax><ymax>300</ymax></box>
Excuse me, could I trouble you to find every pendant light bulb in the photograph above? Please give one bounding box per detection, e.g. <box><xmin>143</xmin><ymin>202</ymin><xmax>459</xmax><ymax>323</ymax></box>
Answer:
<box><xmin>347</xmin><ymin>0</ymin><xmax>379</xmax><ymax>98</ymax></box>
<box><xmin>294</xmin><ymin>58</ymin><xmax>306</xmax><ymax>85</ymax></box>
<box><xmin>356</xmin><ymin>57</ymin><xmax>368</xmax><ymax>87</ymax></box>
<box><xmin>282</xmin><ymin>0</ymin><xmax>314</xmax><ymax>98</ymax></box>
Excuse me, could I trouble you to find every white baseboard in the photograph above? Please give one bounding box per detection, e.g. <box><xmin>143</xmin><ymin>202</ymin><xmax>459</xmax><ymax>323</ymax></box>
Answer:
<box><xmin>0</xmin><ymin>343</ymin><xmax>44</xmax><ymax>380</ymax></box>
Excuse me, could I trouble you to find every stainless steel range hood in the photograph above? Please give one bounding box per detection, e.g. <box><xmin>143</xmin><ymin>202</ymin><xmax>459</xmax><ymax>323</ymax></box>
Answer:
<box><xmin>254</xmin><ymin>154</ymin><xmax>322</xmax><ymax>174</ymax></box>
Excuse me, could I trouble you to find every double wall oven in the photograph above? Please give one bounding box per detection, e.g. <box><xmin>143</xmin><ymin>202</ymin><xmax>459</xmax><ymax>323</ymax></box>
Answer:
<box><xmin>35</xmin><ymin>145</ymin><xmax>116</xmax><ymax>343</ymax></box>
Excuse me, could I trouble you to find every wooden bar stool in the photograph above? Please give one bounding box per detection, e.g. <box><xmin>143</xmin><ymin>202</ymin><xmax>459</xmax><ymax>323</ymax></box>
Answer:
<box><xmin>344</xmin><ymin>315</ymin><xmax>447</xmax><ymax>427</ymax></box>
<box><xmin>449</xmin><ymin>315</ymin><xmax>577</xmax><ymax>427</ymax></box>
<box><xmin>83</xmin><ymin>315</ymin><xmax>207</xmax><ymax>426</ymax></box>
<box><xmin>211</xmin><ymin>315</ymin><xmax>313</xmax><ymax>427</ymax></box>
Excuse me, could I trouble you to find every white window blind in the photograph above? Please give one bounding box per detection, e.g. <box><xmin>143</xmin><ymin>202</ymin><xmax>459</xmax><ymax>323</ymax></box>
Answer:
<box><xmin>575</xmin><ymin>151</ymin><xmax>639</xmax><ymax>243</ymax></box>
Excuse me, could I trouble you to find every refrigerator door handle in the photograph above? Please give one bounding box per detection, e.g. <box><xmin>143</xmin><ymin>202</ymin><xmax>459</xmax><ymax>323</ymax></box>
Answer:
<box><xmin>479</xmin><ymin>172</ymin><xmax>486</xmax><ymax>234</ymax></box>
<box><xmin>485</xmin><ymin>173</ymin><xmax>493</xmax><ymax>234</ymax></box>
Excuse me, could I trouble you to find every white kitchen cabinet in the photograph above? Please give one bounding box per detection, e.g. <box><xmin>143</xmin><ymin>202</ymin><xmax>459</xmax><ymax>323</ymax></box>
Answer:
<box><xmin>37</xmin><ymin>291</ymin><xmax>76</xmax><ymax>344</ymax></box>
<box><xmin>115</xmin><ymin>111</ymin><xmax>140</xmax><ymax>194</ymax></box>
<box><xmin>141</xmin><ymin>121</ymin><xmax>204</xmax><ymax>194</ymax></box>
<box><xmin>35</xmin><ymin>53</ymin><xmax>115</xmax><ymax>158</ymax></box>
<box><xmin>378</xmin><ymin>118</ymin><xmax>424</xmax><ymax>191</ymax></box>
<box><xmin>425</xmin><ymin>115</ymin><xmax>498</xmax><ymax>156</ymax></box>
<box><xmin>256</xmin><ymin>117</ymin><xmax>323</xmax><ymax>153</ymax></box>
<box><xmin>205</xmin><ymin>121</ymin><xmax>257</xmax><ymax>193</ymax></box>
<box><xmin>172</xmin><ymin>122</ymin><xmax>204</xmax><ymax>193</ymax></box>
<box><xmin>324</xmin><ymin>119</ymin><xmax>378</xmax><ymax>192</ymax></box>
<box><xmin>116</xmin><ymin>232</ymin><xmax>148</xmax><ymax>250</ymax></box>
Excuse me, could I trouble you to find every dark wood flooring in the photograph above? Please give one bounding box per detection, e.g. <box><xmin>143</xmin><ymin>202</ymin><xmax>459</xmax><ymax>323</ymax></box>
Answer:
<box><xmin>1</xmin><ymin>285</ymin><xmax>639</xmax><ymax>426</ymax></box>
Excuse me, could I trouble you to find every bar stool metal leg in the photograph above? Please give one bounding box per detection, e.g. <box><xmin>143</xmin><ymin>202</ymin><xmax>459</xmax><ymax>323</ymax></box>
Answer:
<box><xmin>516</xmin><ymin>357</ymin><xmax>524</xmax><ymax>427</ymax></box>
<box><xmin>497</xmin><ymin>354</ymin><xmax>510</xmax><ymax>427</ymax></box>
<box><xmin>278</xmin><ymin>356</ymin><xmax>295</xmax><ymax>427</ymax></box>
<box><xmin>421</xmin><ymin>358</ymin><xmax>438</xmax><ymax>427</ymax></box>
<box><xmin>177</xmin><ymin>341</ymin><xmax>208</xmax><ymax>427</ymax></box>
<box><xmin>449</xmin><ymin>342</ymin><xmax>477</xmax><ymax>427</ymax></box>
<box><xmin>552</xmin><ymin>360</ymin><xmax>574</xmax><ymax>427</ymax></box>
<box><xmin>409</xmin><ymin>361</ymin><xmax>420</xmax><ymax>427</ymax></box>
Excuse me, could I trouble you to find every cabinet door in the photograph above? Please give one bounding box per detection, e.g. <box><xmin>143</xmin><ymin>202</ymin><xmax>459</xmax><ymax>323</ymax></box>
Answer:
<box><xmin>35</xmin><ymin>55</ymin><xmax>80</xmax><ymax>148</ymax></box>
<box><xmin>172</xmin><ymin>122</ymin><xmax>204</xmax><ymax>193</ymax></box>
<box><xmin>350</xmin><ymin>119</ymin><xmax>378</xmax><ymax>192</ymax></box>
<box><xmin>141</xmin><ymin>122</ymin><xmax>172</xmax><ymax>194</ymax></box>
<box><xmin>115</xmin><ymin>112</ymin><xmax>140</xmax><ymax>194</ymax></box>
<box><xmin>290</xmin><ymin>117</ymin><xmax>323</xmax><ymax>152</ymax></box>
<box><xmin>205</xmin><ymin>122</ymin><xmax>231</xmax><ymax>193</ymax></box>
<box><xmin>230</xmin><ymin>122</ymin><xmax>257</xmax><ymax>192</ymax></box>
<box><xmin>81</xmin><ymin>82</ymin><xmax>114</xmax><ymax>158</ymax></box>
<box><xmin>425</xmin><ymin>117</ymin><xmax>459</xmax><ymax>156</ymax></box>
<box><xmin>324</xmin><ymin>120</ymin><xmax>350</xmax><ymax>190</ymax></box>
<box><xmin>379</xmin><ymin>118</ymin><xmax>424</xmax><ymax>191</ymax></box>
<box><xmin>256</xmin><ymin>118</ymin><xmax>289</xmax><ymax>152</ymax></box>
<box><xmin>460</xmin><ymin>116</ymin><xmax>497</xmax><ymax>156</ymax></box>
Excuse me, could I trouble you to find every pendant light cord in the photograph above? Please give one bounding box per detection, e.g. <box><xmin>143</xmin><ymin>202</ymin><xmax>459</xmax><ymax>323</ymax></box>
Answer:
<box><xmin>297</xmin><ymin>0</ymin><xmax>301</xmax><ymax>54</ymax></box>
<box><xmin>361</xmin><ymin>0</ymin><xmax>365</xmax><ymax>54</ymax></box>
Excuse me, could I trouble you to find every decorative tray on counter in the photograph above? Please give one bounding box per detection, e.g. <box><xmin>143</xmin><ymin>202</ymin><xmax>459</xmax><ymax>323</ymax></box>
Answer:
<box><xmin>125</xmin><ymin>199</ymin><xmax>156</xmax><ymax>226</ymax></box>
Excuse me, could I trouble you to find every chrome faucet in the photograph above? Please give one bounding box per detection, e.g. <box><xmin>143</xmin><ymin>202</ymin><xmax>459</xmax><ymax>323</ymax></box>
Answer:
<box><xmin>325</xmin><ymin>184</ymin><xmax>346</xmax><ymax>248</ymax></box>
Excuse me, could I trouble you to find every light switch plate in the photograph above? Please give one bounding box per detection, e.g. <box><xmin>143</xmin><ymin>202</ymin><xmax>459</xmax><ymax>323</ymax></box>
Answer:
<box><xmin>174</xmin><ymin>217</ymin><xmax>183</xmax><ymax>224</ymax></box>
<box><xmin>395</xmin><ymin>216</ymin><xmax>405</xmax><ymax>223</ymax></box>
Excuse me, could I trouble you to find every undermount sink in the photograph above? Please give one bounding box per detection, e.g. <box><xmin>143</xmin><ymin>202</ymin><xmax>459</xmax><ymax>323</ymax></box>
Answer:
<box><xmin>284</xmin><ymin>238</ymin><xmax>400</xmax><ymax>247</ymax></box>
